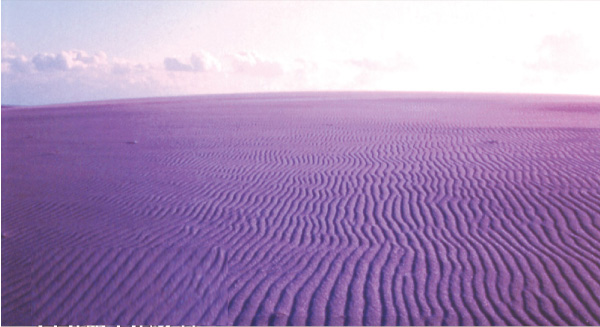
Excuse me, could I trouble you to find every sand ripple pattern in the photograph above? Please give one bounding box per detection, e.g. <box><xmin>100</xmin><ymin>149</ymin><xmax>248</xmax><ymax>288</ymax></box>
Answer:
<box><xmin>3</xmin><ymin>93</ymin><xmax>600</xmax><ymax>325</ymax></box>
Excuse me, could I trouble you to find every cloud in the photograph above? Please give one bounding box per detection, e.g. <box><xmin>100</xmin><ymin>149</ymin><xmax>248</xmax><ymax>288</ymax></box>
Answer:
<box><xmin>2</xmin><ymin>43</ymin><xmax>164</xmax><ymax>105</ymax></box>
<box><xmin>31</xmin><ymin>50</ymin><xmax>108</xmax><ymax>71</ymax></box>
<box><xmin>164</xmin><ymin>57</ymin><xmax>194</xmax><ymax>71</ymax></box>
<box><xmin>112</xmin><ymin>58</ymin><xmax>152</xmax><ymax>75</ymax></box>
<box><xmin>31</xmin><ymin>53</ymin><xmax>70</xmax><ymax>71</ymax></box>
<box><xmin>163</xmin><ymin>50</ymin><xmax>282</xmax><ymax>76</ymax></box>
<box><xmin>2</xmin><ymin>41</ymin><xmax>32</xmax><ymax>73</ymax></box>
<box><xmin>526</xmin><ymin>32</ymin><xmax>596</xmax><ymax>74</ymax></box>
<box><xmin>2</xmin><ymin>55</ymin><xmax>32</xmax><ymax>74</ymax></box>
<box><xmin>230</xmin><ymin>51</ymin><xmax>285</xmax><ymax>76</ymax></box>
<box><xmin>347</xmin><ymin>54</ymin><xmax>412</xmax><ymax>72</ymax></box>
<box><xmin>2</xmin><ymin>41</ymin><xmax>18</xmax><ymax>56</ymax></box>
<box><xmin>341</xmin><ymin>54</ymin><xmax>414</xmax><ymax>89</ymax></box>
<box><xmin>3</xmin><ymin>43</ymin><xmax>424</xmax><ymax>105</ymax></box>
<box><xmin>164</xmin><ymin>51</ymin><xmax>221</xmax><ymax>72</ymax></box>
<box><xmin>191</xmin><ymin>51</ymin><xmax>221</xmax><ymax>72</ymax></box>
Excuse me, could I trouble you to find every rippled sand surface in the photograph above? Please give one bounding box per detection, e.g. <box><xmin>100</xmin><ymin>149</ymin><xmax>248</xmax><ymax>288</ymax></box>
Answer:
<box><xmin>2</xmin><ymin>92</ymin><xmax>600</xmax><ymax>325</ymax></box>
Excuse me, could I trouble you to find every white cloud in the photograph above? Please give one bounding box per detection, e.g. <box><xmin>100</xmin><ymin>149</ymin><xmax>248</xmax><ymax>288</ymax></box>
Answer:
<box><xmin>2</xmin><ymin>41</ymin><xmax>32</xmax><ymax>73</ymax></box>
<box><xmin>2</xmin><ymin>41</ymin><xmax>18</xmax><ymax>56</ymax></box>
<box><xmin>191</xmin><ymin>51</ymin><xmax>221</xmax><ymax>72</ymax></box>
<box><xmin>31</xmin><ymin>50</ymin><xmax>108</xmax><ymax>71</ymax></box>
<box><xmin>112</xmin><ymin>58</ymin><xmax>152</xmax><ymax>75</ymax></box>
<box><xmin>164</xmin><ymin>51</ymin><xmax>221</xmax><ymax>72</ymax></box>
<box><xmin>31</xmin><ymin>53</ymin><xmax>70</xmax><ymax>71</ymax></box>
<box><xmin>347</xmin><ymin>54</ymin><xmax>412</xmax><ymax>72</ymax></box>
<box><xmin>6</xmin><ymin>32</ymin><xmax>598</xmax><ymax>106</ymax></box>
<box><xmin>230</xmin><ymin>51</ymin><xmax>285</xmax><ymax>76</ymax></box>
<box><xmin>164</xmin><ymin>57</ymin><xmax>194</xmax><ymax>71</ymax></box>
<box><xmin>526</xmin><ymin>32</ymin><xmax>597</xmax><ymax>74</ymax></box>
<box><xmin>163</xmin><ymin>50</ymin><xmax>285</xmax><ymax>76</ymax></box>
<box><xmin>2</xmin><ymin>55</ymin><xmax>32</xmax><ymax>74</ymax></box>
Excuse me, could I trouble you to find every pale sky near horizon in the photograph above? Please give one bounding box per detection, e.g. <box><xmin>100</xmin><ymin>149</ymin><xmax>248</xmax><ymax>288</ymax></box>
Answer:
<box><xmin>2</xmin><ymin>1</ymin><xmax>600</xmax><ymax>105</ymax></box>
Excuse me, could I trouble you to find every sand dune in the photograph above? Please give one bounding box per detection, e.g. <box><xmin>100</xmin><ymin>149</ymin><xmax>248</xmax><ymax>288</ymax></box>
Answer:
<box><xmin>2</xmin><ymin>92</ymin><xmax>600</xmax><ymax>325</ymax></box>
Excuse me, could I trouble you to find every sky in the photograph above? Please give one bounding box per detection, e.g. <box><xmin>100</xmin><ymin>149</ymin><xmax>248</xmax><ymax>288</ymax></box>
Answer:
<box><xmin>2</xmin><ymin>1</ymin><xmax>600</xmax><ymax>105</ymax></box>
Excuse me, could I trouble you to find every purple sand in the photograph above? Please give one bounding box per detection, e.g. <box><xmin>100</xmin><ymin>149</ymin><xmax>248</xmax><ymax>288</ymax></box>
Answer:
<box><xmin>2</xmin><ymin>92</ymin><xmax>600</xmax><ymax>325</ymax></box>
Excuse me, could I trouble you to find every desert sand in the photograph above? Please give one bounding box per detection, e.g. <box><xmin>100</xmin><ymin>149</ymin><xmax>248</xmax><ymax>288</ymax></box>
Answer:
<box><xmin>2</xmin><ymin>92</ymin><xmax>600</xmax><ymax>325</ymax></box>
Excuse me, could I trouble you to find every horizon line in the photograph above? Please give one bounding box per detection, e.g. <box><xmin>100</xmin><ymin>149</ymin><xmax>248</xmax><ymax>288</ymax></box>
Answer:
<box><xmin>3</xmin><ymin>89</ymin><xmax>600</xmax><ymax>109</ymax></box>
